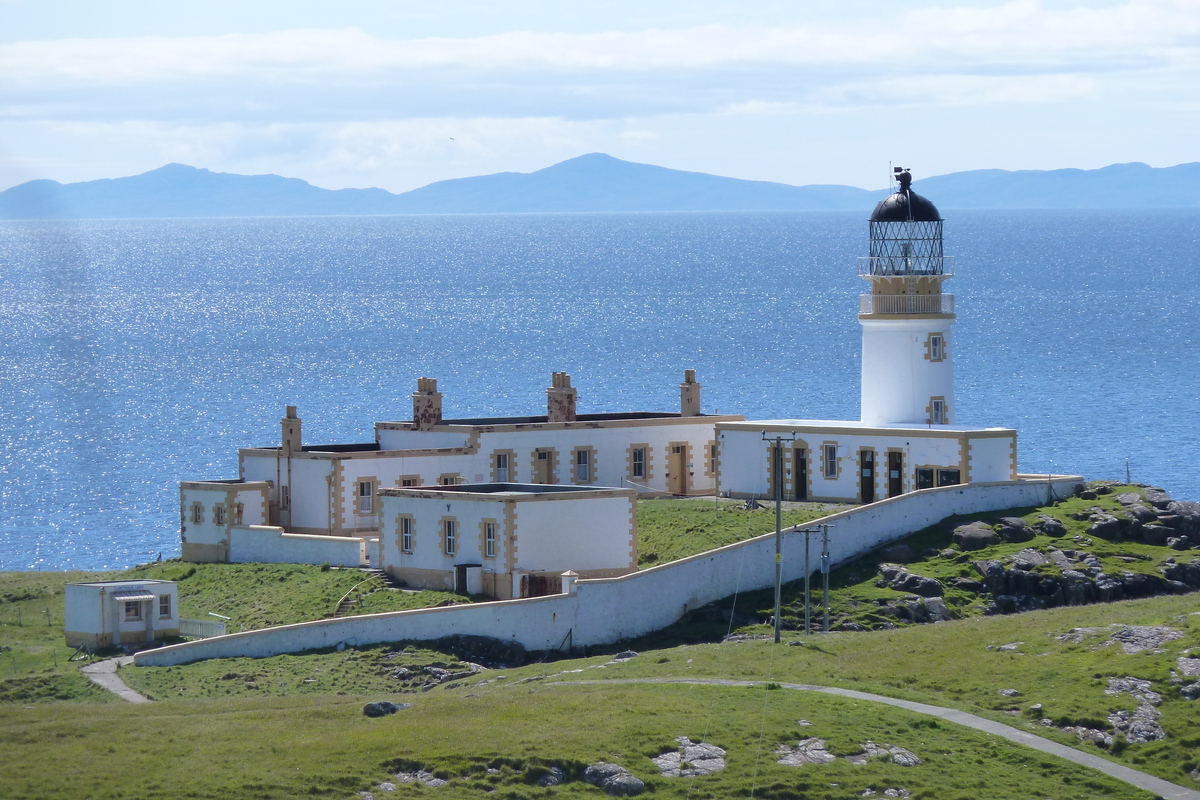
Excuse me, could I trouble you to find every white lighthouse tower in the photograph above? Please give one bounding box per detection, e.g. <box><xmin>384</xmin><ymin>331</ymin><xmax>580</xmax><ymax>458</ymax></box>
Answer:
<box><xmin>859</xmin><ymin>169</ymin><xmax>955</xmax><ymax>426</ymax></box>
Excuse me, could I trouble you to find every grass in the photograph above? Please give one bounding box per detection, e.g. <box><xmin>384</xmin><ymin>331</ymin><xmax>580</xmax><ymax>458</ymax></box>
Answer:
<box><xmin>636</xmin><ymin>498</ymin><xmax>848</xmax><ymax>567</ymax></box>
<box><xmin>0</xmin><ymin>680</ymin><xmax>1157</xmax><ymax>800</ymax></box>
<box><xmin>0</xmin><ymin>561</ymin><xmax>467</xmax><ymax>703</ymax></box>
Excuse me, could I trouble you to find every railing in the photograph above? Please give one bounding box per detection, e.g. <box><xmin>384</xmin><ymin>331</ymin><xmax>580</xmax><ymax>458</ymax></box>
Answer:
<box><xmin>859</xmin><ymin>294</ymin><xmax>955</xmax><ymax>315</ymax></box>
<box><xmin>858</xmin><ymin>256</ymin><xmax>954</xmax><ymax>277</ymax></box>
<box><xmin>180</xmin><ymin>618</ymin><xmax>226</xmax><ymax>638</ymax></box>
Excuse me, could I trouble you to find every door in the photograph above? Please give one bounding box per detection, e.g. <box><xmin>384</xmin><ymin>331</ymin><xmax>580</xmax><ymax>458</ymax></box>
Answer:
<box><xmin>793</xmin><ymin>448</ymin><xmax>808</xmax><ymax>500</ymax></box>
<box><xmin>533</xmin><ymin>449</ymin><xmax>554</xmax><ymax>483</ymax></box>
<box><xmin>887</xmin><ymin>451</ymin><xmax>903</xmax><ymax>497</ymax></box>
<box><xmin>859</xmin><ymin>449</ymin><xmax>875</xmax><ymax>504</ymax></box>
<box><xmin>455</xmin><ymin>565</ymin><xmax>467</xmax><ymax>594</ymax></box>
<box><xmin>667</xmin><ymin>444</ymin><xmax>687</xmax><ymax>495</ymax></box>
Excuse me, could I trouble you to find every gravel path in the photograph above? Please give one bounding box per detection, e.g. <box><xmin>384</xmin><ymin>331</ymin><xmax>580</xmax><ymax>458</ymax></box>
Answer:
<box><xmin>559</xmin><ymin>677</ymin><xmax>1200</xmax><ymax>800</ymax></box>
<box><xmin>80</xmin><ymin>656</ymin><xmax>151</xmax><ymax>704</ymax></box>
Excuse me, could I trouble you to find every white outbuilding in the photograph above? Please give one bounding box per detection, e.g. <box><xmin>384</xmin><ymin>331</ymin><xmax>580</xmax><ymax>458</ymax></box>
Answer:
<box><xmin>64</xmin><ymin>579</ymin><xmax>179</xmax><ymax>649</ymax></box>
<box><xmin>378</xmin><ymin>482</ymin><xmax>638</xmax><ymax>599</ymax></box>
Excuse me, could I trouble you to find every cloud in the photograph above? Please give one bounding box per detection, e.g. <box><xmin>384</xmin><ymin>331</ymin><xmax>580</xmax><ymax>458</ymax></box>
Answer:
<box><xmin>1</xmin><ymin>1</ymin><xmax>1197</xmax><ymax>87</ymax></box>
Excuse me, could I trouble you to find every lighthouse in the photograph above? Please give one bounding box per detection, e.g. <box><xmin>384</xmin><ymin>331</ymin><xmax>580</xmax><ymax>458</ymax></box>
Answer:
<box><xmin>859</xmin><ymin>169</ymin><xmax>955</xmax><ymax>426</ymax></box>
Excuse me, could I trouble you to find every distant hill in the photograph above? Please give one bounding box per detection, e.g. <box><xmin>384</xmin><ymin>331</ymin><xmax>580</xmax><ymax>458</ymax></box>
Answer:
<box><xmin>2</xmin><ymin>154</ymin><xmax>1198</xmax><ymax>219</ymax></box>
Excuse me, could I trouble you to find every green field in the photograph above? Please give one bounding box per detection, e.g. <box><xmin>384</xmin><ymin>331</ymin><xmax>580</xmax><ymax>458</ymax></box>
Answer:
<box><xmin>3</xmin><ymin>492</ymin><xmax>1200</xmax><ymax>799</ymax></box>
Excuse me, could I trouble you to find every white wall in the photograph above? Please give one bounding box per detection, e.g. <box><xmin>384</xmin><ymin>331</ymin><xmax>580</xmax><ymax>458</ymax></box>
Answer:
<box><xmin>514</xmin><ymin>496</ymin><xmax>634</xmax><ymax>573</ymax></box>
<box><xmin>137</xmin><ymin>476</ymin><xmax>1079</xmax><ymax>667</ymax></box>
<box><xmin>376</xmin><ymin>427</ymin><xmax>475</xmax><ymax>450</ymax></box>
<box><xmin>229</xmin><ymin>526</ymin><xmax>364</xmax><ymax>567</ymax></box>
<box><xmin>380</xmin><ymin>494</ymin><xmax>507</xmax><ymax>575</ymax></box>
<box><xmin>180</xmin><ymin>483</ymin><xmax>269</xmax><ymax>548</ymax></box>
<box><xmin>861</xmin><ymin>318</ymin><xmax>956</xmax><ymax>426</ymax></box>
<box><xmin>968</xmin><ymin>435</ymin><xmax>1016</xmax><ymax>482</ymax></box>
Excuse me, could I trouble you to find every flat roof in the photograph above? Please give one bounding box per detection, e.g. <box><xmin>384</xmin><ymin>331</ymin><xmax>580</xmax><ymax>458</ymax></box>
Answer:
<box><xmin>425</xmin><ymin>411</ymin><xmax>693</xmax><ymax>426</ymax></box>
<box><xmin>718</xmin><ymin>418</ymin><xmax>1015</xmax><ymax>434</ymax></box>
<box><xmin>382</xmin><ymin>482</ymin><xmax>629</xmax><ymax>497</ymax></box>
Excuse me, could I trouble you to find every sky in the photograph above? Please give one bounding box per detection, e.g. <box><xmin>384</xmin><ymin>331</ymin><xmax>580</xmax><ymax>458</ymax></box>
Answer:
<box><xmin>1</xmin><ymin>0</ymin><xmax>1197</xmax><ymax>193</ymax></box>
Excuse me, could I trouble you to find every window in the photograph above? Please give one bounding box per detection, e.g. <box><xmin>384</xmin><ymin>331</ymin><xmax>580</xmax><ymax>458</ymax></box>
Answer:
<box><xmin>159</xmin><ymin>594</ymin><xmax>171</xmax><ymax>617</ymax></box>
<box><xmin>937</xmin><ymin>469</ymin><xmax>961</xmax><ymax>487</ymax></box>
<box><xmin>930</xmin><ymin>398</ymin><xmax>947</xmax><ymax>425</ymax></box>
<box><xmin>632</xmin><ymin>447</ymin><xmax>646</xmax><ymax>479</ymax></box>
<box><xmin>927</xmin><ymin>332</ymin><xmax>946</xmax><ymax>362</ymax></box>
<box><xmin>213</xmin><ymin>504</ymin><xmax>226</xmax><ymax>525</ymax></box>
<box><xmin>915</xmin><ymin>468</ymin><xmax>935</xmax><ymax>490</ymax></box>
<box><xmin>124</xmin><ymin>601</ymin><xmax>142</xmax><ymax>621</ymax></box>
<box><xmin>495</xmin><ymin>452</ymin><xmax>510</xmax><ymax>482</ymax></box>
<box><xmin>357</xmin><ymin>480</ymin><xmax>375</xmax><ymax>515</ymax></box>
<box><xmin>439</xmin><ymin>474</ymin><xmax>461</xmax><ymax>486</ymax></box>
<box><xmin>484</xmin><ymin>521</ymin><xmax>497</xmax><ymax>558</ymax></box>
<box><xmin>823</xmin><ymin>444</ymin><xmax>838</xmax><ymax>477</ymax></box>
<box><xmin>443</xmin><ymin>519</ymin><xmax>457</xmax><ymax>555</ymax></box>
<box><xmin>576</xmin><ymin>448</ymin><xmax>591</xmax><ymax>482</ymax></box>
<box><xmin>190</xmin><ymin>502</ymin><xmax>203</xmax><ymax>524</ymax></box>
<box><xmin>399</xmin><ymin>516</ymin><xmax>413</xmax><ymax>553</ymax></box>
<box><xmin>398</xmin><ymin>475</ymin><xmax>420</xmax><ymax>487</ymax></box>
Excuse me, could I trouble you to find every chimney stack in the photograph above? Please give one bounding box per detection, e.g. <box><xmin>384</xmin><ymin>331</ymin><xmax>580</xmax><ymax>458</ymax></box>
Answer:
<box><xmin>547</xmin><ymin>372</ymin><xmax>577</xmax><ymax>423</ymax></box>
<box><xmin>281</xmin><ymin>405</ymin><xmax>302</xmax><ymax>455</ymax></box>
<box><xmin>412</xmin><ymin>377</ymin><xmax>443</xmax><ymax>430</ymax></box>
<box><xmin>680</xmin><ymin>369</ymin><xmax>701</xmax><ymax>417</ymax></box>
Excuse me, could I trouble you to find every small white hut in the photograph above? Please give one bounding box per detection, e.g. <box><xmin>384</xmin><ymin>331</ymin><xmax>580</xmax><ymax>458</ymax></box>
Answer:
<box><xmin>64</xmin><ymin>579</ymin><xmax>179</xmax><ymax>649</ymax></box>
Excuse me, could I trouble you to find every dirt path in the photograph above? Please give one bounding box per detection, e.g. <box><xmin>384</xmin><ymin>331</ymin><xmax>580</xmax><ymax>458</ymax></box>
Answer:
<box><xmin>80</xmin><ymin>656</ymin><xmax>151</xmax><ymax>704</ymax></box>
<box><xmin>559</xmin><ymin>677</ymin><xmax>1200</xmax><ymax>800</ymax></box>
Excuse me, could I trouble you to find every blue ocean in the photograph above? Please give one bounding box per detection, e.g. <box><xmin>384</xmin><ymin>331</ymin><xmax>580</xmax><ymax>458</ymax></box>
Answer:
<box><xmin>0</xmin><ymin>211</ymin><xmax>1197</xmax><ymax>571</ymax></box>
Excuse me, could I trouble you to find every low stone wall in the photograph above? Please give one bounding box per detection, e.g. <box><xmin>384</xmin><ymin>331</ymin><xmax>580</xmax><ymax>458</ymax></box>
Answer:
<box><xmin>137</xmin><ymin>476</ymin><xmax>1080</xmax><ymax>667</ymax></box>
<box><xmin>229</xmin><ymin>526</ymin><xmax>365</xmax><ymax>568</ymax></box>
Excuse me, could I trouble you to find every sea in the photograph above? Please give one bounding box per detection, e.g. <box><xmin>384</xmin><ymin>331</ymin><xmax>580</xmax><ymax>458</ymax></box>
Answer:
<box><xmin>0</xmin><ymin>210</ymin><xmax>1197</xmax><ymax>571</ymax></box>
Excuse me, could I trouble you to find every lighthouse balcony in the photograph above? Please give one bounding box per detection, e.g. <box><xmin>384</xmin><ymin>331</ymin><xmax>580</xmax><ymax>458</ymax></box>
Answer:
<box><xmin>859</xmin><ymin>294</ymin><xmax>955</xmax><ymax>315</ymax></box>
<box><xmin>858</xmin><ymin>256</ymin><xmax>954</xmax><ymax>277</ymax></box>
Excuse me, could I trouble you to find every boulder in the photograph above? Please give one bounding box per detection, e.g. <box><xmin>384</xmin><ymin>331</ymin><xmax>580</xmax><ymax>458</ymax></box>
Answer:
<box><xmin>996</xmin><ymin>517</ymin><xmax>1034</xmax><ymax>543</ymax></box>
<box><xmin>363</xmin><ymin>701</ymin><xmax>412</xmax><ymax>718</ymax></box>
<box><xmin>954</xmin><ymin>522</ymin><xmax>1000</xmax><ymax>551</ymax></box>
<box><xmin>1115</xmin><ymin>492</ymin><xmax>1143</xmax><ymax>506</ymax></box>
<box><xmin>1034</xmin><ymin>514</ymin><xmax>1068</xmax><ymax>537</ymax></box>
<box><xmin>1061</xmin><ymin>570</ymin><xmax>1094</xmax><ymax>605</ymax></box>
<box><xmin>889</xmin><ymin>571</ymin><xmax>944</xmax><ymax>597</ymax></box>
<box><xmin>923</xmin><ymin>597</ymin><xmax>953</xmax><ymax>622</ymax></box>
<box><xmin>1087</xmin><ymin>513</ymin><xmax>1121</xmax><ymax>539</ymax></box>
<box><xmin>1012</xmin><ymin>549</ymin><xmax>1049</xmax><ymax>570</ymax></box>
<box><xmin>1169</xmin><ymin>537</ymin><xmax>1191</xmax><ymax>551</ymax></box>
<box><xmin>951</xmin><ymin>578</ymin><xmax>985</xmax><ymax>593</ymax></box>
<box><xmin>535</xmin><ymin>767</ymin><xmax>567</xmax><ymax>787</ymax></box>
<box><xmin>1079</xmin><ymin>490</ymin><xmax>1098</xmax><ymax>500</ymax></box>
<box><xmin>1143</xmin><ymin>487</ymin><xmax>1172</xmax><ymax>508</ymax></box>
<box><xmin>584</xmin><ymin>763</ymin><xmax>644</xmax><ymax>797</ymax></box>
<box><xmin>973</xmin><ymin>559</ymin><xmax>1007</xmax><ymax>594</ymax></box>
<box><xmin>1143</xmin><ymin>525</ymin><xmax>1172</xmax><ymax>546</ymax></box>
<box><xmin>1125</xmin><ymin>504</ymin><xmax>1159</xmax><ymax>523</ymax></box>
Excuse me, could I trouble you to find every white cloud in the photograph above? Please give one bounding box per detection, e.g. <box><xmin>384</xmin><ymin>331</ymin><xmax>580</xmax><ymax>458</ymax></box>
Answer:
<box><xmin>1</xmin><ymin>1</ymin><xmax>1197</xmax><ymax>86</ymax></box>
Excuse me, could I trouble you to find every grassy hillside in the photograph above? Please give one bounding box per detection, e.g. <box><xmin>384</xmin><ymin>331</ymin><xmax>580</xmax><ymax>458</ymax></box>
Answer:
<box><xmin>636</xmin><ymin>498</ymin><xmax>847</xmax><ymax>567</ymax></box>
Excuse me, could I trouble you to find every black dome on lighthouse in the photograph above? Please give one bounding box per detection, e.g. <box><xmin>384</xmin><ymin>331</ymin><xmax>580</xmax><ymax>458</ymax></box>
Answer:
<box><xmin>870</xmin><ymin>170</ymin><xmax>941</xmax><ymax>222</ymax></box>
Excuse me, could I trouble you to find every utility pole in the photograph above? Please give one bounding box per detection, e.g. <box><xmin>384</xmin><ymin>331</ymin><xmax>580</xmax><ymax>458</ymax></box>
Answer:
<box><xmin>821</xmin><ymin>524</ymin><xmax>832</xmax><ymax>633</ymax></box>
<box><xmin>762</xmin><ymin>431</ymin><xmax>795</xmax><ymax>644</ymax></box>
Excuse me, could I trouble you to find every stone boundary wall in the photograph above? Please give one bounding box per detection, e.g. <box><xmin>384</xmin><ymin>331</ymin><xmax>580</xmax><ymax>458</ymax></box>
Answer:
<box><xmin>137</xmin><ymin>476</ymin><xmax>1080</xmax><ymax>667</ymax></box>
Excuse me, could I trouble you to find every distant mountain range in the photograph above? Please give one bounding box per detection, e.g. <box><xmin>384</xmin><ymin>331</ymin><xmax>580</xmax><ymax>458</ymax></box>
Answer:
<box><xmin>2</xmin><ymin>153</ymin><xmax>1198</xmax><ymax>219</ymax></box>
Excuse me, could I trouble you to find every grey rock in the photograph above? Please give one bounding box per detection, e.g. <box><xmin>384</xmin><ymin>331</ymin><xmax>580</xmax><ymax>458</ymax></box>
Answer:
<box><xmin>1035</xmin><ymin>514</ymin><xmax>1068</xmax><ymax>537</ymax></box>
<box><xmin>1063</xmin><ymin>726</ymin><xmax>1113</xmax><ymax>748</ymax></box>
<box><xmin>363</xmin><ymin>701</ymin><xmax>412</xmax><ymax>717</ymax></box>
<box><xmin>612</xmin><ymin>650</ymin><xmax>639</xmax><ymax>661</ymax></box>
<box><xmin>1110</xmin><ymin>626</ymin><xmax>1183</xmax><ymax>654</ymax></box>
<box><xmin>1169</xmin><ymin>536</ymin><xmax>1191</xmax><ymax>551</ymax></box>
<box><xmin>923</xmin><ymin>597</ymin><xmax>953</xmax><ymax>622</ymax></box>
<box><xmin>1125</xmin><ymin>504</ymin><xmax>1159</xmax><ymax>524</ymax></box>
<box><xmin>996</xmin><ymin>517</ymin><xmax>1035</xmax><ymax>543</ymax></box>
<box><xmin>777</xmin><ymin>737</ymin><xmax>838</xmax><ymax>765</ymax></box>
<box><xmin>1079</xmin><ymin>490</ymin><xmax>1098</xmax><ymax>500</ymax></box>
<box><xmin>375</xmin><ymin>782</ymin><xmax>396</xmax><ymax>792</ymax></box>
<box><xmin>1012</xmin><ymin>548</ymin><xmax>1049</xmax><ymax>570</ymax></box>
<box><xmin>1143</xmin><ymin>487</ymin><xmax>1172</xmax><ymax>508</ymax></box>
<box><xmin>1115</xmin><ymin>492</ymin><xmax>1143</xmax><ymax>506</ymax></box>
<box><xmin>394</xmin><ymin>770</ymin><xmax>446</xmax><ymax>788</ymax></box>
<box><xmin>998</xmin><ymin>688</ymin><xmax>1021</xmax><ymax>697</ymax></box>
<box><xmin>1087</xmin><ymin>513</ymin><xmax>1121</xmax><ymax>539</ymax></box>
<box><xmin>1177</xmin><ymin>656</ymin><xmax>1200</xmax><ymax>677</ymax></box>
<box><xmin>1180</xmin><ymin>683</ymin><xmax>1200</xmax><ymax>701</ymax></box>
<box><xmin>1142</xmin><ymin>525</ymin><xmax>1172</xmax><ymax>546</ymax></box>
<box><xmin>888</xmin><ymin>570</ymin><xmax>944</xmax><ymax>597</ymax></box>
<box><xmin>951</xmin><ymin>577</ymin><xmax>985</xmax><ymax>593</ymax></box>
<box><xmin>536</xmin><ymin>767</ymin><xmax>567</xmax><ymax>787</ymax></box>
<box><xmin>1060</xmin><ymin>570</ymin><xmax>1093</xmax><ymax>605</ymax></box>
<box><xmin>953</xmin><ymin>522</ymin><xmax>1000</xmax><ymax>551</ymax></box>
<box><xmin>584</xmin><ymin>763</ymin><xmax>644</xmax><ymax>796</ymax></box>
<box><xmin>652</xmin><ymin>736</ymin><xmax>728</xmax><ymax>777</ymax></box>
